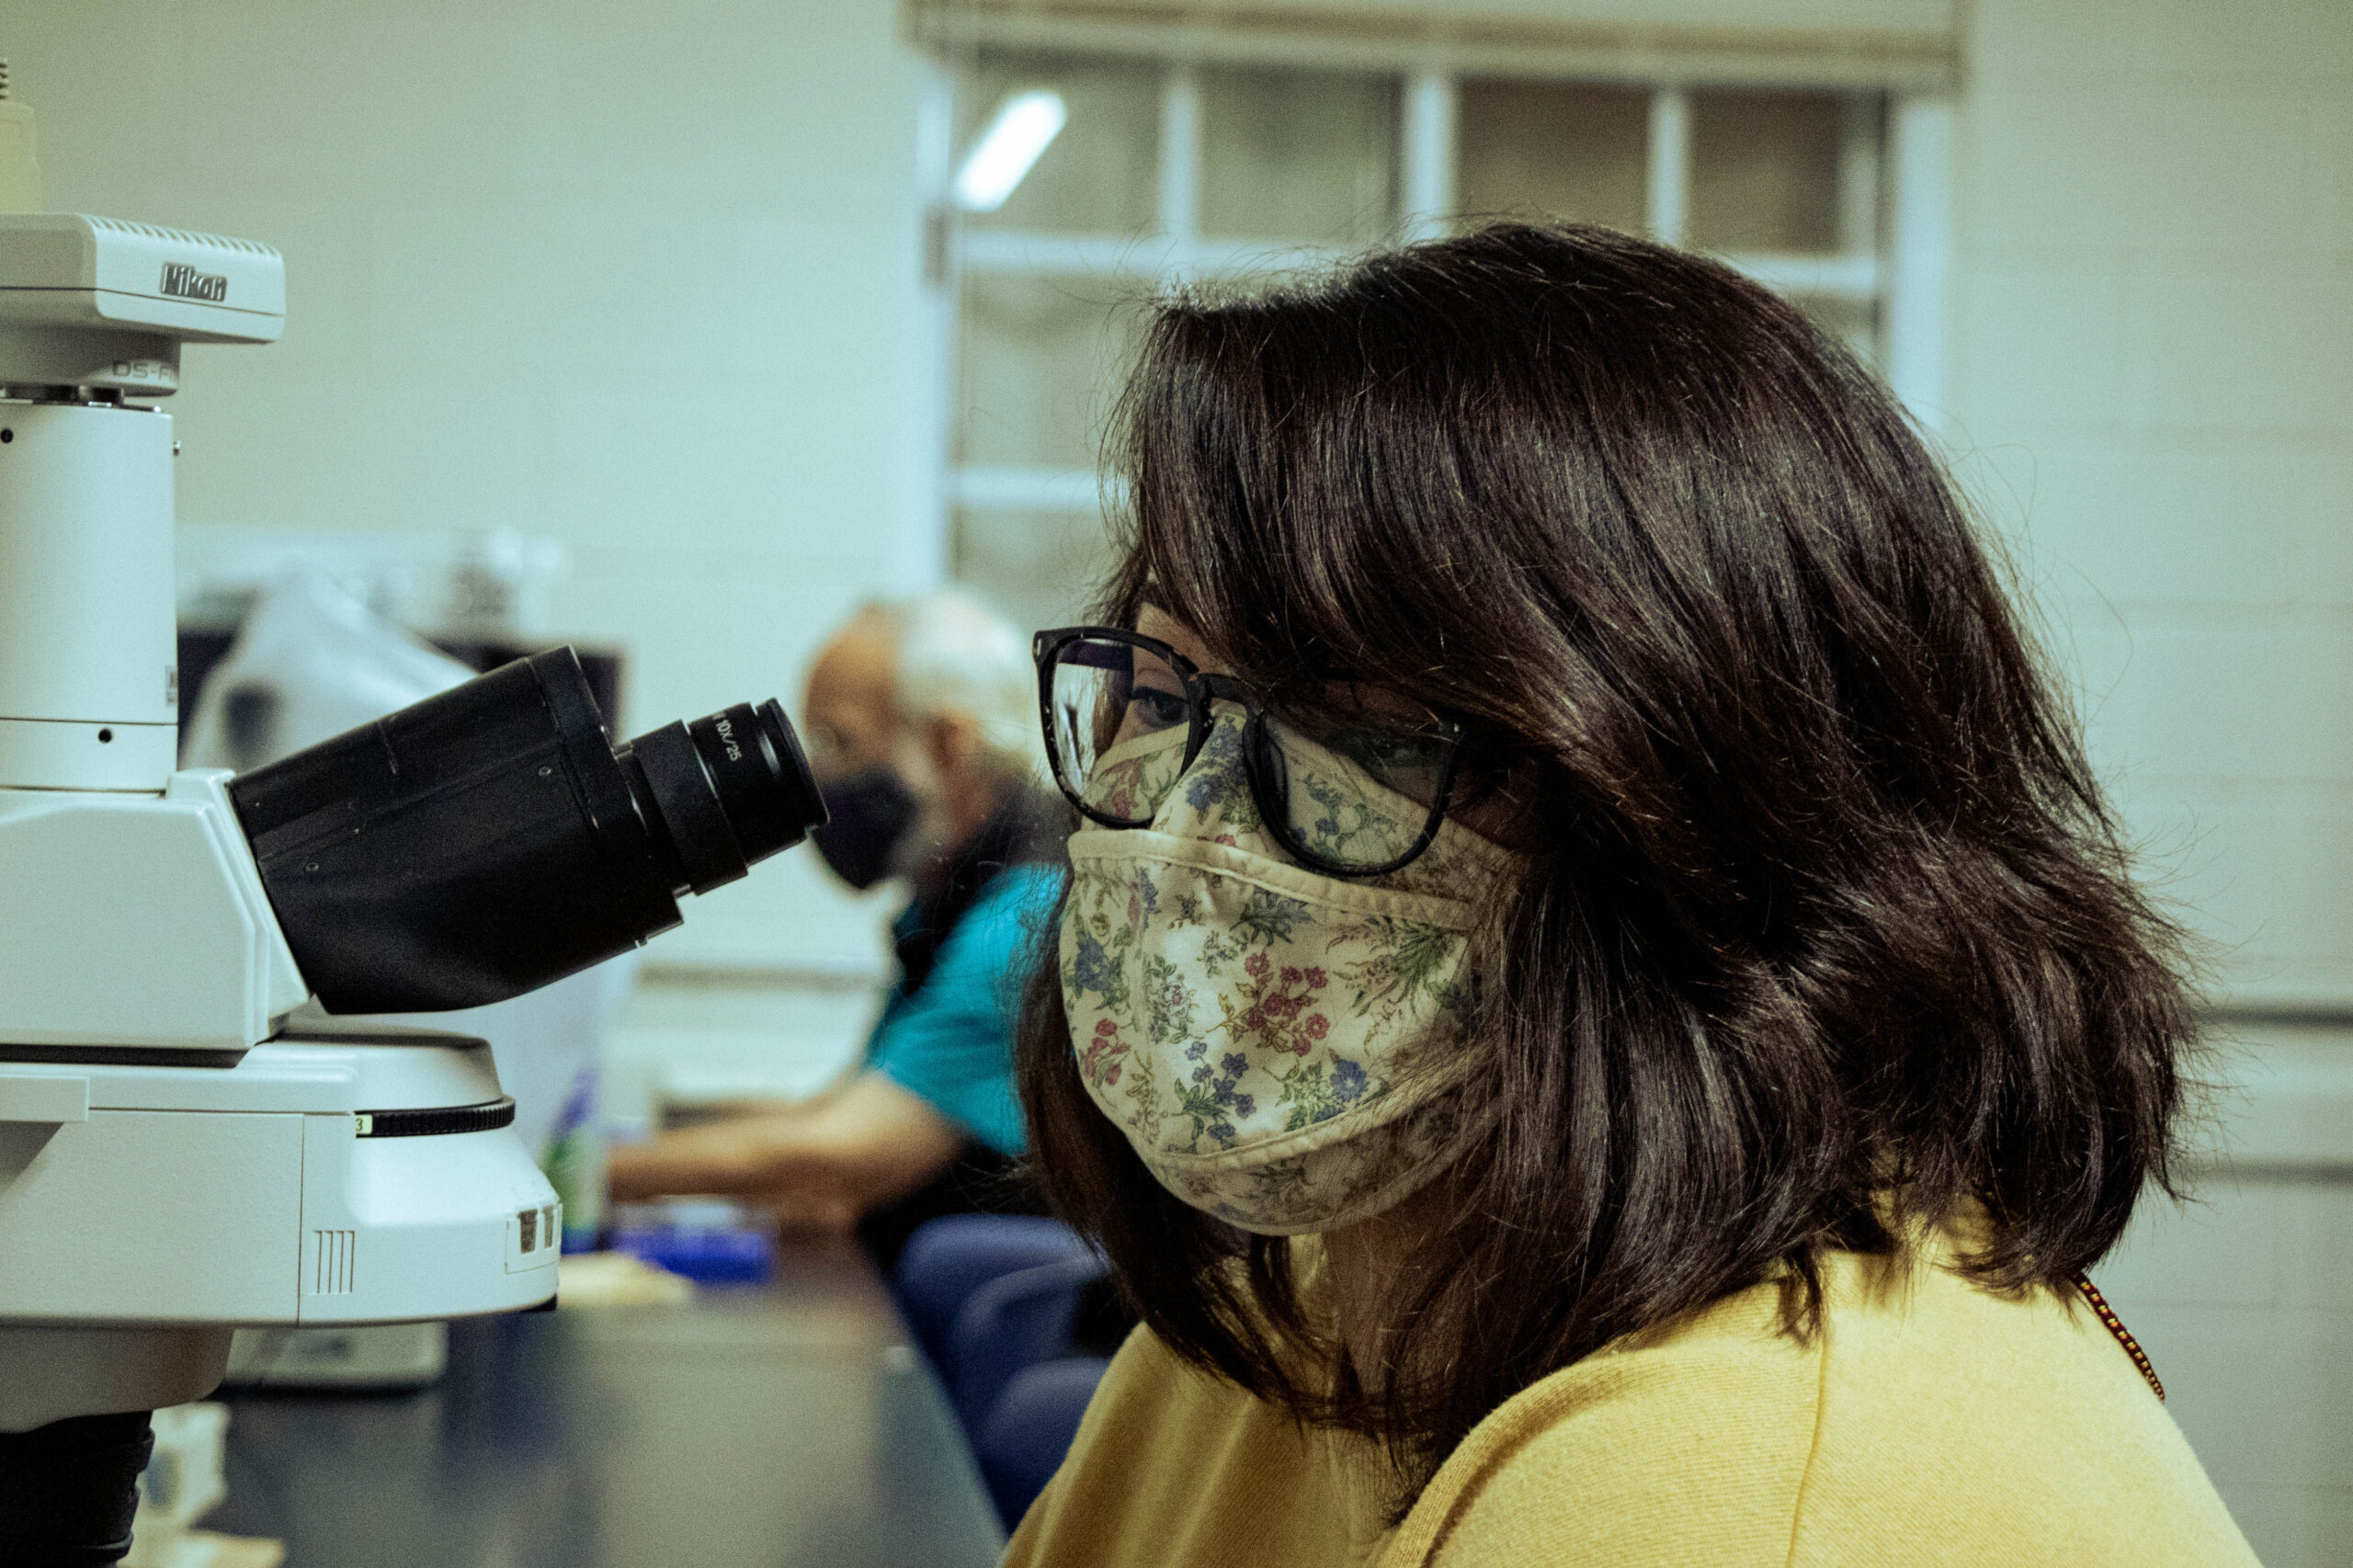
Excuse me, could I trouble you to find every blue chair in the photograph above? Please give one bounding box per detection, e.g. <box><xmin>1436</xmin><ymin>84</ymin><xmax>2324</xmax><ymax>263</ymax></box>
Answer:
<box><xmin>975</xmin><ymin>1357</ymin><xmax>1113</xmax><ymax>1530</ymax></box>
<box><xmin>892</xmin><ymin>1214</ymin><xmax>1098</xmax><ymax>1371</ymax></box>
<box><xmin>944</xmin><ymin>1250</ymin><xmax>1108</xmax><ymax>1432</ymax></box>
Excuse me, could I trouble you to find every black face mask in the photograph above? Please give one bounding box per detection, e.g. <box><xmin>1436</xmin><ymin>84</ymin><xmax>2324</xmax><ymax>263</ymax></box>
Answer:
<box><xmin>810</xmin><ymin>766</ymin><xmax>919</xmax><ymax>891</ymax></box>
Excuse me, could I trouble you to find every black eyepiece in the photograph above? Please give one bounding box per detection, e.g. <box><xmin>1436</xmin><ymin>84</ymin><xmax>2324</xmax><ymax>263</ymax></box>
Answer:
<box><xmin>618</xmin><ymin>700</ymin><xmax>826</xmax><ymax>897</ymax></box>
<box><xmin>688</xmin><ymin>699</ymin><xmax>823</xmax><ymax>864</ymax></box>
<box><xmin>229</xmin><ymin>648</ymin><xmax>827</xmax><ymax>1014</ymax></box>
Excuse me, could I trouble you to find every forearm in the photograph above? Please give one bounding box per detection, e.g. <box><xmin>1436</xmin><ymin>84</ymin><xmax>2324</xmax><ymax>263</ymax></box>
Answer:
<box><xmin>606</xmin><ymin>1072</ymin><xmax>965</xmax><ymax>1227</ymax></box>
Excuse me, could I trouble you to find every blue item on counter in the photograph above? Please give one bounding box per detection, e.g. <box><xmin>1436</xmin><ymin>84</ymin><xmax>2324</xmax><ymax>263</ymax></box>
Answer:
<box><xmin>612</xmin><ymin>1226</ymin><xmax>772</xmax><ymax>1284</ymax></box>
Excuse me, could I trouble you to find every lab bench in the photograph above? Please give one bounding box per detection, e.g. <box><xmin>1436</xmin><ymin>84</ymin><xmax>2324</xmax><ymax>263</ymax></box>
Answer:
<box><xmin>208</xmin><ymin>1239</ymin><xmax>1006</xmax><ymax>1567</ymax></box>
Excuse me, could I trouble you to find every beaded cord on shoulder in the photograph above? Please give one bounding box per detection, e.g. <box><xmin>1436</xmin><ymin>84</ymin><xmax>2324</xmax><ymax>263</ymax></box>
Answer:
<box><xmin>2073</xmin><ymin>1273</ymin><xmax>2165</xmax><ymax>1402</ymax></box>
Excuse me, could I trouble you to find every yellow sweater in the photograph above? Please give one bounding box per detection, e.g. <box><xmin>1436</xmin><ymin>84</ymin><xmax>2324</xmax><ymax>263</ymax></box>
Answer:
<box><xmin>1003</xmin><ymin>1245</ymin><xmax>2259</xmax><ymax>1567</ymax></box>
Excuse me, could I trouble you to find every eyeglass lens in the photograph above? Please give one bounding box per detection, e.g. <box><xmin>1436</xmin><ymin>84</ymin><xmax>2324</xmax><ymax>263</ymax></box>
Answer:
<box><xmin>1048</xmin><ymin>635</ymin><xmax>1193</xmax><ymax>826</ymax></box>
<box><xmin>1250</xmin><ymin>708</ymin><xmax>1454</xmax><ymax>870</ymax></box>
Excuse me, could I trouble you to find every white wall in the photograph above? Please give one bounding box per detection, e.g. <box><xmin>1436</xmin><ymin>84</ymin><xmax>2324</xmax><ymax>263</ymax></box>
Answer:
<box><xmin>2096</xmin><ymin>1021</ymin><xmax>2353</xmax><ymax>1562</ymax></box>
<box><xmin>1949</xmin><ymin>0</ymin><xmax>2353</xmax><ymax>1010</ymax></box>
<box><xmin>8</xmin><ymin>0</ymin><xmax>926</xmax><ymax>980</ymax></box>
<box><xmin>1942</xmin><ymin>3</ymin><xmax>2353</xmax><ymax>1560</ymax></box>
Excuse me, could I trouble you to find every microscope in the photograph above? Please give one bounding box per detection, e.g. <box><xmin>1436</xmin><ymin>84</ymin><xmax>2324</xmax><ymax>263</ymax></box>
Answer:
<box><xmin>0</xmin><ymin>214</ymin><xmax>825</xmax><ymax>1558</ymax></box>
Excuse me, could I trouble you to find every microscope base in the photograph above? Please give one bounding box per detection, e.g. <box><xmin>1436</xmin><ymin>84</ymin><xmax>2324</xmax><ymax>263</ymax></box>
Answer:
<box><xmin>0</xmin><ymin>1017</ymin><xmax>559</xmax><ymax>1400</ymax></box>
<box><xmin>0</xmin><ymin>1326</ymin><xmax>230</xmax><ymax>1435</ymax></box>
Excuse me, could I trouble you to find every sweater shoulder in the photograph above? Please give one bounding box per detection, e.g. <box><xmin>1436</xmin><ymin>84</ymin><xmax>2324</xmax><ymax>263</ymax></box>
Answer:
<box><xmin>1395</xmin><ymin>1278</ymin><xmax>1820</xmax><ymax>1568</ymax></box>
<box><xmin>1388</xmin><ymin>1252</ymin><xmax>2261</xmax><ymax>1568</ymax></box>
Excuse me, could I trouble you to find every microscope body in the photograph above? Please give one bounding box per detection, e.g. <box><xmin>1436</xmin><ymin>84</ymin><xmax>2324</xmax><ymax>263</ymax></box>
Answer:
<box><xmin>0</xmin><ymin>781</ymin><xmax>566</xmax><ymax>1432</ymax></box>
<box><xmin>0</xmin><ymin>214</ymin><xmax>824</xmax><ymax>1436</ymax></box>
<box><xmin>0</xmin><ymin>216</ymin><xmax>560</xmax><ymax>1430</ymax></box>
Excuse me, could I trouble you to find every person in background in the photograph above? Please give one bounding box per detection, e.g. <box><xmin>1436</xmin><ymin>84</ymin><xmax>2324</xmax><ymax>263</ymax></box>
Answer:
<box><xmin>608</xmin><ymin>590</ymin><xmax>1064</xmax><ymax>1266</ymax></box>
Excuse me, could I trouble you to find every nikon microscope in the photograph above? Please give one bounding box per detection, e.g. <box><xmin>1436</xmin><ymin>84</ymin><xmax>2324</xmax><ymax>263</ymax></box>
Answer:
<box><xmin>0</xmin><ymin>76</ymin><xmax>826</xmax><ymax>1562</ymax></box>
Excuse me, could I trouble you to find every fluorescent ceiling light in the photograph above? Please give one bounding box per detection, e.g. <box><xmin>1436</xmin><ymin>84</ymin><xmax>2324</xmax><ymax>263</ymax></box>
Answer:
<box><xmin>954</xmin><ymin>91</ymin><xmax>1068</xmax><ymax>212</ymax></box>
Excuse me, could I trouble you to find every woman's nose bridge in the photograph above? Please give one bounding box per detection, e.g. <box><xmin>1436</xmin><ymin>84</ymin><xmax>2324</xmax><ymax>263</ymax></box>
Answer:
<box><xmin>1166</xmin><ymin>703</ymin><xmax>1252</xmax><ymax>800</ymax></box>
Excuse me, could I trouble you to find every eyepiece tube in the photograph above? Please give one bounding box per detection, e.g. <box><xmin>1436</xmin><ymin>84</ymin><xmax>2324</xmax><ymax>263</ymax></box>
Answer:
<box><xmin>228</xmin><ymin>648</ymin><xmax>827</xmax><ymax>1014</ymax></box>
<box><xmin>617</xmin><ymin>699</ymin><xmax>823</xmax><ymax>897</ymax></box>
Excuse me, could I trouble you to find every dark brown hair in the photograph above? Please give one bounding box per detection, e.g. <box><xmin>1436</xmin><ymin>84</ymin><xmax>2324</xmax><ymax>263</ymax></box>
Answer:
<box><xmin>1017</xmin><ymin>222</ymin><xmax>2201</xmax><ymax>1504</ymax></box>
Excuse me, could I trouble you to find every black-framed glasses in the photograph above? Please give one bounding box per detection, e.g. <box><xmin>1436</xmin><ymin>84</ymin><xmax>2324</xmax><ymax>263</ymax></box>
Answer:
<box><xmin>1033</xmin><ymin>625</ymin><xmax>1469</xmax><ymax>878</ymax></box>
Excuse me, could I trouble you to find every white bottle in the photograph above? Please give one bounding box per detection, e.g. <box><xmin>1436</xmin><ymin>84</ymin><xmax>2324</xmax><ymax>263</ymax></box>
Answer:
<box><xmin>0</xmin><ymin>60</ymin><xmax>45</xmax><ymax>213</ymax></box>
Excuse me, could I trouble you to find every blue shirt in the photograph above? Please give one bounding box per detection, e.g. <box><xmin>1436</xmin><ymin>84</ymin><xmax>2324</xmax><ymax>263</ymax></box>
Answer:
<box><xmin>867</xmin><ymin>863</ymin><xmax>1063</xmax><ymax>1158</ymax></box>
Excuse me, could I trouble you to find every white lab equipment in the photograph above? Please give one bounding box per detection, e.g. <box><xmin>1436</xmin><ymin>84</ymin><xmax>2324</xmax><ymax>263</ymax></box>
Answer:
<box><xmin>0</xmin><ymin>204</ymin><xmax>826</xmax><ymax>1562</ymax></box>
<box><xmin>180</xmin><ymin>573</ymin><xmax>476</xmax><ymax>774</ymax></box>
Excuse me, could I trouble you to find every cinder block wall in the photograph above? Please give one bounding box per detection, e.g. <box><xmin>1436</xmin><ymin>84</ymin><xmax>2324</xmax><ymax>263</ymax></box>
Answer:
<box><xmin>1946</xmin><ymin>3</ymin><xmax>2353</xmax><ymax>1559</ymax></box>
<box><xmin>1952</xmin><ymin>0</ymin><xmax>2353</xmax><ymax>1006</ymax></box>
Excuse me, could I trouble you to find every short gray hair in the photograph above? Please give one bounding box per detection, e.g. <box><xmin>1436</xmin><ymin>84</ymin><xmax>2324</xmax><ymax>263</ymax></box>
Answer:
<box><xmin>863</xmin><ymin>589</ymin><xmax>1043</xmax><ymax>780</ymax></box>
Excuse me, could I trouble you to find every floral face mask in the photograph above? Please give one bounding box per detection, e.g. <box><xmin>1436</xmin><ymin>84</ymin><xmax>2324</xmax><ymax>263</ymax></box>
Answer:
<box><xmin>1058</xmin><ymin>708</ymin><xmax>1520</xmax><ymax>1235</ymax></box>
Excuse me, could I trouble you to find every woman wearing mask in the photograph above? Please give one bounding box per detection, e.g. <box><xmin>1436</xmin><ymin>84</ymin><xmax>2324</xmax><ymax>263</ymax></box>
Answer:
<box><xmin>1006</xmin><ymin>224</ymin><xmax>2256</xmax><ymax>1565</ymax></box>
